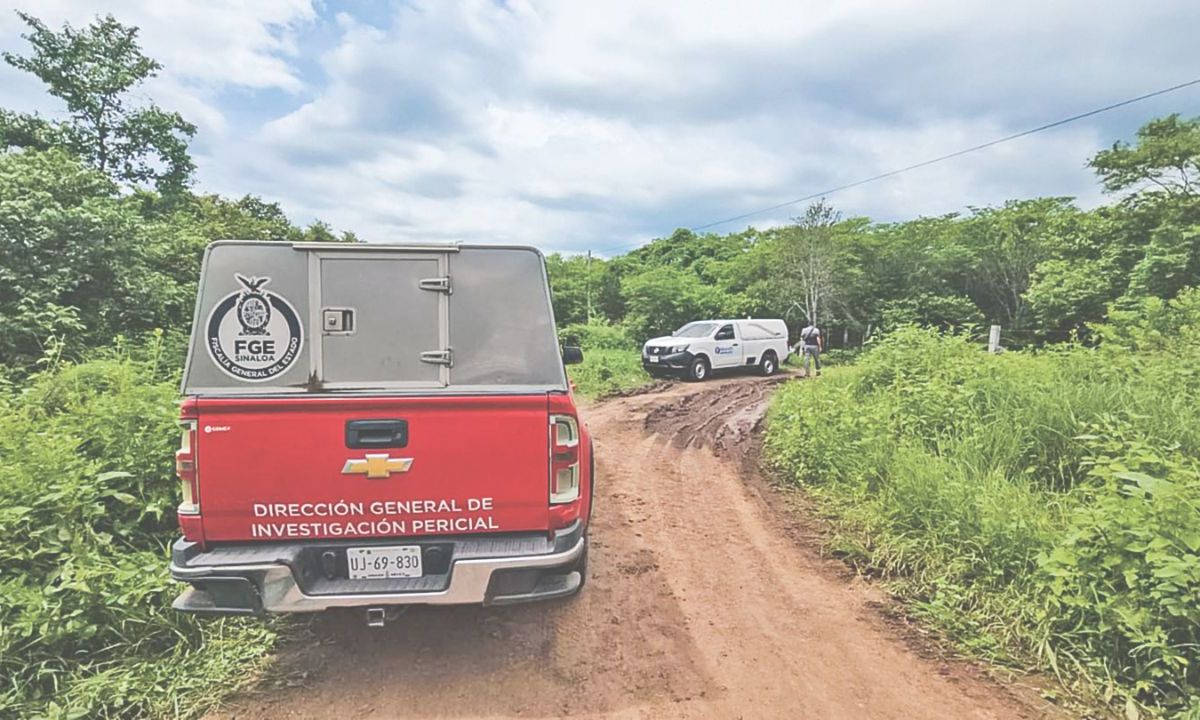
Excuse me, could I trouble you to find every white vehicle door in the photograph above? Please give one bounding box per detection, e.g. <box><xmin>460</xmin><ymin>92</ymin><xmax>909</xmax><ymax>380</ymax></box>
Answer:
<box><xmin>711</xmin><ymin>323</ymin><xmax>743</xmax><ymax>368</ymax></box>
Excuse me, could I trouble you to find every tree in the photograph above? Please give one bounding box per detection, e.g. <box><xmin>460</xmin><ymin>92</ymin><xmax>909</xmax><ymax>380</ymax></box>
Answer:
<box><xmin>3</xmin><ymin>12</ymin><xmax>196</xmax><ymax>194</ymax></box>
<box><xmin>1123</xmin><ymin>213</ymin><xmax>1200</xmax><ymax>301</ymax></box>
<box><xmin>620</xmin><ymin>266</ymin><xmax>727</xmax><ymax>340</ymax></box>
<box><xmin>1016</xmin><ymin>206</ymin><xmax>1121</xmax><ymax>338</ymax></box>
<box><xmin>960</xmin><ymin>198</ymin><xmax>1077</xmax><ymax>330</ymax></box>
<box><xmin>772</xmin><ymin>200</ymin><xmax>847</xmax><ymax>327</ymax></box>
<box><xmin>545</xmin><ymin>253</ymin><xmax>591</xmax><ymax>326</ymax></box>
<box><xmin>0</xmin><ymin>148</ymin><xmax>138</xmax><ymax>365</ymax></box>
<box><xmin>877</xmin><ymin>292</ymin><xmax>984</xmax><ymax>331</ymax></box>
<box><xmin>0</xmin><ymin>108</ymin><xmax>62</xmax><ymax>151</ymax></box>
<box><xmin>1090</xmin><ymin>114</ymin><xmax>1200</xmax><ymax>198</ymax></box>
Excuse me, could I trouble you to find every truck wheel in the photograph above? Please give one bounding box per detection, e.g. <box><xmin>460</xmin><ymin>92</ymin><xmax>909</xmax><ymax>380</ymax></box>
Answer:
<box><xmin>572</xmin><ymin>442</ymin><xmax>594</xmax><ymax>593</ymax></box>
<box><xmin>759</xmin><ymin>351</ymin><xmax>778</xmax><ymax>377</ymax></box>
<box><xmin>687</xmin><ymin>356</ymin><xmax>710</xmax><ymax>382</ymax></box>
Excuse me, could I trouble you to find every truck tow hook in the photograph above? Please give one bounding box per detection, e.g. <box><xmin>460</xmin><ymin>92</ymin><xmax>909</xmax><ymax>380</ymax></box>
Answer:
<box><xmin>365</xmin><ymin>607</ymin><xmax>407</xmax><ymax>628</ymax></box>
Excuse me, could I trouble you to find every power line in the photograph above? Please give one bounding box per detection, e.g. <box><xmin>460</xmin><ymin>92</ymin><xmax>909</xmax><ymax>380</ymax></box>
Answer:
<box><xmin>690</xmin><ymin>77</ymin><xmax>1200</xmax><ymax>231</ymax></box>
<box><xmin>590</xmin><ymin>77</ymin><xmax>1200</xmax><ymax>256</ymax></box>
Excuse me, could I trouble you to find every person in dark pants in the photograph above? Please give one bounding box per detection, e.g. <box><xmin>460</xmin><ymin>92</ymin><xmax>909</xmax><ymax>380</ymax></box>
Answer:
<box><xmin>794</xmin><ymin>324</ymin><xmax>822</xmax><ymax>377</ymax></box>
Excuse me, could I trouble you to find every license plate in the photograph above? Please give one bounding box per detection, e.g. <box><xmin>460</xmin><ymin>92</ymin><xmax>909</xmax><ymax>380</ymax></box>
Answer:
<box><xmin>649</xmin><ymin>356</ymin><xmax>659</xmax><ymax>363</ymax></box>
<box><xmin>346</xmin><ymin>545</ymin><xmax>423</xmax><ymax>579</ymax></box>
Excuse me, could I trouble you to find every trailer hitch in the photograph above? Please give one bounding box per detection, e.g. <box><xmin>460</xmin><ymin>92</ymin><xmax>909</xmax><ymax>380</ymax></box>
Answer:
<box><xmin>364</xmin><ymin>607</ymin><xmax>408</xmax><ymax>628</ymax></box>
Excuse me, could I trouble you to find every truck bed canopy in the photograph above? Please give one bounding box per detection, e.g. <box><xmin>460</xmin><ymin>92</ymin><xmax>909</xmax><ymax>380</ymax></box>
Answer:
<box><xmin>182</xmin><ymin>242</ymin><xmax>568</xmax><ymax>395</ymax></box>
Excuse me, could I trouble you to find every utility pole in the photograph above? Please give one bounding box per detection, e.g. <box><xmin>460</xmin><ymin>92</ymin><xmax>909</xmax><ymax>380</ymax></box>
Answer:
<box><xmin>585</xmin><ymin>250</ymin><xmax>593</xmax><ymax>324</ymax></box>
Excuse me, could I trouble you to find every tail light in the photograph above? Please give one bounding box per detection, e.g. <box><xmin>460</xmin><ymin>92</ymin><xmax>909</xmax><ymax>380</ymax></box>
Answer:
<box><xmin>176</xmin><ymin>420</ymin><xmax>199</xmax><ymax>511</ymax></box>
<box><xmin>550</xmin><ymin>414</ymin><xmax>581</xmax><ymax>504</ymax></box>
<box><xmin>176</xmin><ymin>401</ymin><xmax>203</xmax><ymax>543</ymax></box>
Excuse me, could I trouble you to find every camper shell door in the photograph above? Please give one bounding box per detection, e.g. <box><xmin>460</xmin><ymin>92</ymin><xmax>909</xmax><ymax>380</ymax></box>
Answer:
<box><xmin>312</xmin><ymin>249</ymin><xmax>448</xmax><ymax>389</ymax></box>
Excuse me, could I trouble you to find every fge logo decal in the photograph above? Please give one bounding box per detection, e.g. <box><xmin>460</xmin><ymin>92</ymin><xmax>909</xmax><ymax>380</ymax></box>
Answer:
<box><xmin>206</xmin><ymin>274</ymin><xmax>303</xmax><ymax>382</ymax></box>
<box><xmin>714</xmin><ymin>346</ymin><xmax>735</xmax><ymax>355</ymax></box>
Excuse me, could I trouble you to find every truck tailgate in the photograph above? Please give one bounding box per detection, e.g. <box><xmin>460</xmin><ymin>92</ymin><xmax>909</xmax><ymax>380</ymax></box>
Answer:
<box><xmin>194</xmin><ymin>395</ymin><xmax>550</xmax><ymax>542</ymax></box>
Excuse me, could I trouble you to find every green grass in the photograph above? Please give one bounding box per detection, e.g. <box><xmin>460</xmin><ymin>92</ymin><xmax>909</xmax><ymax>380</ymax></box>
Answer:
<box><xmin>765</xmin><ymin>325</ymin><xmax>1200</xmax><ymax>717</ymax></box>
<box><xmin>567</xmin><ymin>347</ymin><xmax>654</xmax><ymax>398</ymax></box>
<box><xmin>559</xmin><ymin>320</ymin><xmax>657</xmax><ymax>399</ymax></box>
<box><xmin>0</xmin><ymin>339</ymin><xmax>280</xmax><ymax>719</ymax></box>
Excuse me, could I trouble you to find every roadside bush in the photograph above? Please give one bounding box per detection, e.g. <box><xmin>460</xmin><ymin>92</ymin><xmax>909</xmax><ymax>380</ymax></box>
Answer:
<box><xmin>802</xmin><ymin>347</ymin><xmax>861</xmax><ymax>367</ymax></box>
<box><xmin>567</xmin><ymin>347</ymin><xmax>652</xmax><ymax>398</ymax></box>
<box><xmin>1040</xmin><ymin>423</ymin><xmax>1200</xmax><ymax>708</ymax></box>
<box><xmin>765</xmin><ymin>325</ymin><xmax>1200</xmax><ymax>715</ymax></box>
<box><xmin>0</xmin><ymin>339</ymin><xmax>277</xmax><ymax>719</ymax></box>
<box><xmin>558</xmin><ymin>319</ymin><xmax>638</xmax><ymax>350</ymax></box>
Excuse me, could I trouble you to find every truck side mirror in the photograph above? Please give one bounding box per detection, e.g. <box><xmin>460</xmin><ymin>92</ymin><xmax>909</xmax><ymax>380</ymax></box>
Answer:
<box><xmin>562</xmin><ymin>346</ymin><xmax>584</xmax><ymax>365</ymax></box>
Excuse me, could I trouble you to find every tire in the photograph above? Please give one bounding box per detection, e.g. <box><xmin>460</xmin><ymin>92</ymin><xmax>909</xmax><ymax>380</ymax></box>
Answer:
<box><xmin>759</xmin><ymin>351</ymin><xmax>778</xmax><ymax>377</ymax></box>
<box><xmin>572</xmin><ymin>442</ymin><xmax>594</xmax><ymax>593</ymax></box>
<box><xmin>687</xmin><ymin>356</ymin><xmax>710</xmax><ymax>382</ymax></box>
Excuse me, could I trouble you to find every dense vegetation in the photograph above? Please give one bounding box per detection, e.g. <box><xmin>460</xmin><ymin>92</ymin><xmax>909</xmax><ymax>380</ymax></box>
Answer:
<box><xmin>3</xmin><ymin>8</ymin><xmax>1199</xmax><ymax>719</ymax></box>
<box><xmin>0</xmin><ymin>14</ymin><xmax>350</xmax><ymax>718</ymax></box>
<box><xmin>0</xmin><ymin>342</ymin><xmax>278</xmax><ymax>718</ymax></box>
<box><xmin>765</xmin><ymin>313</ymin><xmax>1200</xmax><ymax>717</ymax></box>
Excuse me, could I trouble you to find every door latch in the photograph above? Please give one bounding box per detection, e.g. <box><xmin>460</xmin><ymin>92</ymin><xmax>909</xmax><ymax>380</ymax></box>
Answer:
<box><xmin>419</xmin><ymin>349</ymin><xmax>453</xmax><ymax>367</ymax></box>
<box><xmin>419</xmin><ymin>276</ymin><xmax>452</xmax><ymax>294</ymax></box>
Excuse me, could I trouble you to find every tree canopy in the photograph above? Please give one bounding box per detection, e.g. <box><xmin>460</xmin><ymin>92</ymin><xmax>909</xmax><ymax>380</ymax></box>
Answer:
<box><xmin>3</xmin><ymin>12</ymin><xmax>196</xmax><ymax>194</ymax></box>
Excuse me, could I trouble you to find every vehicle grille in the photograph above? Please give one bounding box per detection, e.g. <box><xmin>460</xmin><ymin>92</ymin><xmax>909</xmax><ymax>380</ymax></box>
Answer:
<box><xmin>646</xmin><ymin>346</ymin><xmax>664</xmax><ymax>356</ymax></box>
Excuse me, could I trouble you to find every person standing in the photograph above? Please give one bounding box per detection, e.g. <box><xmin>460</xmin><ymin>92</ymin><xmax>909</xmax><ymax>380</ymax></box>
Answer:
<box><xmin>795</xmin><ymin>324</ymin><xmax>822</xmax><ymax>377</ymax></box>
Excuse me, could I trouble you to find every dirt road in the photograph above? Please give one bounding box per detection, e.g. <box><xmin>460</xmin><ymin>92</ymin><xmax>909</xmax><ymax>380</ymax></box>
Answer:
<box><xmin>215</xmin><ymin>373</ymin><xmax>1059</xmax><ymax>720</ymax></box>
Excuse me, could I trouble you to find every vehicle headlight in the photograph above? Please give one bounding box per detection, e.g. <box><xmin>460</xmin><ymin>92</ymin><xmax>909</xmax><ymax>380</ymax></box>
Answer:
<box><xmin>668</xmin><ymin>344</ymin><xmax>689</xmax><ymax>354</ymax></box>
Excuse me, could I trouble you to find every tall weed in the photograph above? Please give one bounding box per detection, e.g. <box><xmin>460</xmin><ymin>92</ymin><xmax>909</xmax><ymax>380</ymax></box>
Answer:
<box><xmin>0</xmin><ymin>340</ymin><xmax>277</xmax><ymax>718</ymax></box>
<box><xmin>567</xmin><ymin>347</ymin><xmax>653</xmax><ymax>398</ymax></box>
<box><xmin>765</xmin><ymin>325</ymin><xmax>1200</xmax><ymax>714</ymax></box>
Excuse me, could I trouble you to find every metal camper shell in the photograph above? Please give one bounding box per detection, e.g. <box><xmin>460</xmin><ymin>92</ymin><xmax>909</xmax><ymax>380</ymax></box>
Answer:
<box><xmin>182</xmin><ymin>241</ymin><xmax>568</xmax><ymax>396</ymax></box>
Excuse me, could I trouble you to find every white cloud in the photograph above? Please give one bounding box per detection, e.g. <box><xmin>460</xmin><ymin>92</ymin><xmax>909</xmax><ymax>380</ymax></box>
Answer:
<box><xmin>0</xmin><ymin>1</ymin><xmax>316</xmax><ymax>137</ymax></box>
<box><xmin>3</xmin><ymin>0</ymin><xmax>1198</xmax><ymax>253</ymax></box>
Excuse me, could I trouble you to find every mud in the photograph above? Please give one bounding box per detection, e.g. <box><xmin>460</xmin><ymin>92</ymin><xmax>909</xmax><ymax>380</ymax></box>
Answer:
<box><xmin>209</xmin><ymin>371</ymin><xmax>1062</xmax><ymax>720</ymax></box>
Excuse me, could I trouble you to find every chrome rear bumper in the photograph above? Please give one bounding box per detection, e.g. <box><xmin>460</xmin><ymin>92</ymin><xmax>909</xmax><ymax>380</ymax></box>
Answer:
<box><xmin>170</xmin><ymin>522</ymin><xmax>585</xmax><ymax>615</ymax></box>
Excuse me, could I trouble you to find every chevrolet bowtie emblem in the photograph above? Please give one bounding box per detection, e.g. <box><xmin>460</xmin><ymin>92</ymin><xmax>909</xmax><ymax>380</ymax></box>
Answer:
<box><xmin>342</xmin><ymin>454</ymin><xmax>414</xmax><ymax>479</ymax></box>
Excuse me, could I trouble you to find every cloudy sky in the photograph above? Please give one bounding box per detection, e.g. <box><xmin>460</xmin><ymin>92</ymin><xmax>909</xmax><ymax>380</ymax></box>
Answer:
<box><xmin>1</xmin><ymin>1</ymin><xmax>1198</xmax><ymax>255</ymax></box>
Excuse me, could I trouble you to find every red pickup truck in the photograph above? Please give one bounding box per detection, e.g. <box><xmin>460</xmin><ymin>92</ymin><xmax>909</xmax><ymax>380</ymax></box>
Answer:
<box><xmin>170</xmin><ymin>242</ymin><xmax>592</xmax><ymax>622</ymax></box>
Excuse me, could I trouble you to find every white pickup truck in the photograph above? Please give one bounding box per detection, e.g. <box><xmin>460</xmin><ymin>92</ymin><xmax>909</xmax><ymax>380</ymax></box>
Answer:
<box><xmin>641</xmin><ymin>319</ymin><xmax>790</xmax><ymax>381</ymax></box>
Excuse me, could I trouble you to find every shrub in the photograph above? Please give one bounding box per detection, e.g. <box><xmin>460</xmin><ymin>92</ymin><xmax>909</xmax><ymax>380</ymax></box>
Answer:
<box><xmin>567</xmin><ymin>347</ymin><xmax>652</xmax><ymax>398</ymax></box>
<box><xmin>558</xmin><ymin>319</ymin><xmax>638</xmax><ymax>350</ymax></box>
<box><xmin>0</xmin><ymin>340</ymin><xmax>277</xmax><ymax>718</ymax></box>
<box><xmin>765</xmin><ymin>325</ymin><xmax>1200</xmax><ymax>715</ymax></box>
<box><xmin>1039</xmin><ymin>422</ymin><xmax>1200</xmax><ymax>707</ymax></box>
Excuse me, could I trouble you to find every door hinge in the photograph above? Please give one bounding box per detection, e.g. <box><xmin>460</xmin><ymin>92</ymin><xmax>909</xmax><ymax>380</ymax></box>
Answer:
<box><xmin>419</xmin><ymin>349</ymin><xmax>453</xmax><ymax>367</ymax></box>
<box><xmin>419</xmin><ymin>276</ymin><xmax>452</xmax><ymax>294</ymax></box>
